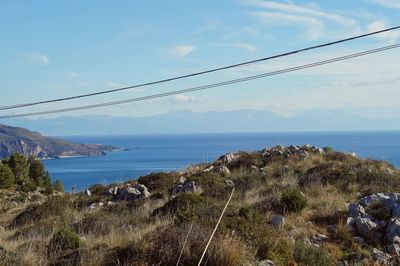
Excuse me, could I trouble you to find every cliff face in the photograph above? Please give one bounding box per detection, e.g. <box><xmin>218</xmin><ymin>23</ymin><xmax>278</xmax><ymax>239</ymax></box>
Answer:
<box><xmin>0</xmin><ymin>124</ymin><xmax>116</xmax><ymax>159</ymax></box>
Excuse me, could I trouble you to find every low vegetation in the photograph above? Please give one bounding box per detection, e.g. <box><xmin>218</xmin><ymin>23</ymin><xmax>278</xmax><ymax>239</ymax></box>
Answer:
<box><xmin>0</xmin><ymin>146</ymin><xmax>400</xmax><ymax>265</ymax></box>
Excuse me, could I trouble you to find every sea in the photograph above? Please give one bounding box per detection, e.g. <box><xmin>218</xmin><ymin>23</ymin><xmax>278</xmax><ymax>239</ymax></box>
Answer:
<box><xmin>43</xmin><ymin>131</ymin><xmax>400</xmax><ymax>192</ymax></box>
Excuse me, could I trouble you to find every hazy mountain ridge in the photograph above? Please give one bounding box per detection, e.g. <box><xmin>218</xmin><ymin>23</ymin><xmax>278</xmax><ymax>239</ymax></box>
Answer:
<box><xmin>0</xmin><ymin>124</ymin><xmax>117</xmax><ymax>159</ymax></box>
<box><xmin>3</xmin><ymin>109</ymin><xmax>399</xmax><ymax>135</ymax></box>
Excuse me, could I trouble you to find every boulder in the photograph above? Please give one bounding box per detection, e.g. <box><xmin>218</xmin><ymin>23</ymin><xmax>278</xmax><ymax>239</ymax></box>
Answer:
<box><xmin>347</xmin><ymin>203</ymin><xmax>366</xmax><ymax>218</ymax></box>
<box><xmin>355</xmin><ymin>217</ymin><xmax>377</xmax><ymax>237</ymax></box>
<box><xmin>219</xmin><ymin>152</ymin><xmax>239</xmax><ymax>164</ymax></box>
<box><xmin>118</xmin><ymin>187</ymin><xmax>141</xmax><ymax>200</ymax></box>
<box><xmin>134</xmin><ymin>184</ymin><xmax>151</xmax><ymax>198</ymax></box>
<box><xmin>270</xmin><ymin>215</ymin><xmax>285</xmax><ymax>227</ymax></box>
<box><xmin>372</xmin><ymin>248</ymin><xmax>391</xmax><ymax>264</ymax></box>
<box><xmin>116</xmin><ymin>184</ymin><xmax>150</xmax><ymax>201</ymax></box>
<box><xmin>173</xmin><ymin>180</ymin><xmax>200</xmax><ymax>195</ymax></box>
<box><xmin>387</xmin><ymin>218</ymin><xmax>400</xmax><ymax>244</ymax></box>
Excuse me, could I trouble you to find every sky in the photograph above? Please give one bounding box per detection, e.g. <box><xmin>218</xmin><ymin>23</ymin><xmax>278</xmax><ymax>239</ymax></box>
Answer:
<box><xmin>0</xmin><ymin>0</ymin><xmax>399</xmax><ymax>119</ymax></box>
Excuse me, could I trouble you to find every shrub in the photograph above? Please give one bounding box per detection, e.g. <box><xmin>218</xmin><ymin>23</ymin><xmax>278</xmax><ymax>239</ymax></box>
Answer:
<box><xmin>48</xmin><ymin>227</ymin><xmax>81</xmax><ymax>253</ymax></box>
<box><xmin>279</xmin><ymin>187</ymin><xmax>307</xmax><ymax>213</ymax></box>
<box><xmin>53</xmin><ymin>179</ymin><xmax>64</xmax><ymax>192</ymax></box>
<box><xmin>294</xmin><ymin>241</ymin><xmax>334</xmax><ymax>265</ymax></box>
<box><xmin>3</xmin><ymin>153</ymin><xmax>29</xmax><ymax>186</ymax></box>
<box><xmin>11</xmin><ymin>196</ymin><xmax>70</xmax><ymax>227</ymax></box>
<box><xmin>137</xmin><ymin>172</ymin><xmax>177</xmax><ymax>192</ymax></box>
<box><xmin>154</xmin><ymin>193</ymin><xmax>208</xmax><ymax>222</ymax></box>
<box><xmin>0</xmin><ymin>163</ymin><xmax>14</xmax><ymax>189</ymax></box>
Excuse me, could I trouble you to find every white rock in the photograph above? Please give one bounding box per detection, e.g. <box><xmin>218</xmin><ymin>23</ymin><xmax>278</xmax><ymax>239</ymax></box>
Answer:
<box><xmin>219</xmin><ymin>165</ymin><xmax>230</xmax><ymax>175</ymax></box>
<box><xmin>84</xmin><ymin>189</ymin><xmax>91</xmax><ymax>197</ymax></box>
<box><xmin>372</xmin><ymin>248</ymin><xmax>391</xmax><ymax>264</ymax></box>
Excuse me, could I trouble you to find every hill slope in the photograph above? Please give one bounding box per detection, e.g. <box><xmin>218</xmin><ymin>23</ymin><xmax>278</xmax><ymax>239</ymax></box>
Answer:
<box><xmin>0</xmin><ymin>124</ymin><xmax>116</xmax><ymax>159</ymax></box>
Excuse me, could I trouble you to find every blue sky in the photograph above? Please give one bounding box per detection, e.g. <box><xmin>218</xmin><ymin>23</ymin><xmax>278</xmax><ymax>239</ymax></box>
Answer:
<box><xmin>0</xmin><ymin>0</ymin><xmax>399</xmax><ymax>119</ymax></box>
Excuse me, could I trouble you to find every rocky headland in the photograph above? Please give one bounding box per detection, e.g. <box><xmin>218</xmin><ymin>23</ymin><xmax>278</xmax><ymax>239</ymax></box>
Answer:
<box><xmin>0</xmin><ymin>124</ymin><xmax>118</xmax><ymax>160</ymax></box>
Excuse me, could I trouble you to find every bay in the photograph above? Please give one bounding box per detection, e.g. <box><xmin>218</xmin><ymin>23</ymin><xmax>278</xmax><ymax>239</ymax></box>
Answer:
<box><xmin>43</xmin><ymin>131</ymin><xmax>400</xmax><ymax>192</ymax></box>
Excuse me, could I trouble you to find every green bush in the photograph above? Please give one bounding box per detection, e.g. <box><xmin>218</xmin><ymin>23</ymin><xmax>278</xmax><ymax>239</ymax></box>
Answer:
<box><xmin>53</xmin><ymin>179</ymin><xmax>64</xmax><ymax>192</ymax></box>
<box><xmin>11</xmin><ymin>196</ymin><xmax>70</xmax><ymax>227</ymax></box>
<box><xmin>137</xmin><ymin>172</ymin><xmax>177</xmax><ymax>192</ymax></box>
<box><xmin>294</xmin><ymin>241</ymin><xmax>334</xmax><ymax>265</ymax></box>
<box><xmin>0</xmin><ymin>163</ymin><xmax>14</xmax><ymax>189</ymax></box>
<box><xmin>48</xmin><ymin>227</ymin><xmax>81</xmax><ymax>252</ymax></box>
<box><xmin>153</xmin><ymin>193</ymin><xmax>208</xmax><ymax>222</ymax></box>
<box><xmin>279</xmin><ymin>187</ymin><xmax>307</xmax><ymax>213</ymax></box>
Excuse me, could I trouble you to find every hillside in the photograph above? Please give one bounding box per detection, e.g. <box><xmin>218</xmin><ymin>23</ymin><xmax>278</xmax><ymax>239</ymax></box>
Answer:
<box><xmin>1</xmin><ymin>145</ymin><xmax>400</xmax><ymax>265</ymax></box>
<box><xmin>0</xmin><ymin>124</ymin><xmax>117</xmax><ymax>159</ymax></box>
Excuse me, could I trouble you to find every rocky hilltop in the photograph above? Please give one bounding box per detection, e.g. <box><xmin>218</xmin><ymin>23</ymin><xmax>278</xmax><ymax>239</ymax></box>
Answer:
<box><xmin>1</xmin><ymin>145</ymin><xmax>400</xmax><ymax>265</ymax></box>
<box><xmin>0</xmin><ymin>124</ymin><xmax>117</xmax><ymax>159</ymax></box>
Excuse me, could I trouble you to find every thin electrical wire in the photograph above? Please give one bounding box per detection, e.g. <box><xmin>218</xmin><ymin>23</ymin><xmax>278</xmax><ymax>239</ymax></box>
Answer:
<box><xmin>1</xmin><ymin>25</ymin><xmax>400</xmax><ymax>111</ymax></box>
<box><xmin>0</xmin><ymin>43</ymin><xmax>399</xmax><ymax>119</ymax></box>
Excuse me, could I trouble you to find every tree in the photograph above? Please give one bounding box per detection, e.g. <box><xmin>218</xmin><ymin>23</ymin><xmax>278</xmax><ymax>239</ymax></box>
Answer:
<box><xmin>0</xmin><ymin>163</ymin><xmax>14</xmax><ymax>189</ymax></box>
<box><xmin>53</xmin><ymin>180</ymin><xmax>64</xmax><ymax>192</ymax></box>
<box><xmin>28</xmin><ymin>156</ymin><xmax>51</xmax><ymax>187</ymax></box>
<box><xmin>4</xmin><ymin>153</ymin><xmax>29</xmax><ymax>187</ymax></box>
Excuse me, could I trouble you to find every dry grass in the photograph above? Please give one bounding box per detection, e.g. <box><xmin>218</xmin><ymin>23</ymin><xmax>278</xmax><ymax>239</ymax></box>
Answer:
<box><xmin>1</xmin><ymin>148</ymin><xmax>400</xmax><ymax>265</ymax></box>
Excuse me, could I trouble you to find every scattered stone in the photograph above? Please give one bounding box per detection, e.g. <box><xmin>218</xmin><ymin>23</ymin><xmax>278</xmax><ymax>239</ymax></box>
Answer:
<box><xmin>251</xmin><ymin>165</ymin><xmax>258</xmax><ymax>171</ymax></box>
<box><xmin>173</xmin><ymin>180</ymin><xmax>200</xmax><ymax>195</ymax></box>
<box><xmin>225</xmin><ymin>179</ymin><xmax>234</xmax><ymax>187</ymax></box>
<box><xmin>258</xmin><ymin>259</ymin><xmax>275</xmax><ymax>266</ymax></box>
<box><xmin>270</xmin><ymin>215</ymin><xmax>285</xmax><ymax>227</ymax></box>
<box><xmin>314</xmin><ymin>233</ymin><xmax>328</xmax><ymax>242</ymax></box>
<box><xmin>372</xmin><ymin>248</ymin><xmax>391</xmax><ymax>264</ymax></box>
<box><xmin>346</xmin><ymin>217</ymin><xmax>356</xmax><ymax>232</ymax></box>
<box><xmin>203</xmin><ymin>165</ymin><xmax>214</xmax><ymax>173</ymax></box>
<box><xmin>84</xmin><ymin>189</ymin><xmax>91</xmax><ymax>197</ymax></box>
<box><xmin>219</xmin><ymin>165</ymin><xmax>230</xmax><ymax>175</ymax></box>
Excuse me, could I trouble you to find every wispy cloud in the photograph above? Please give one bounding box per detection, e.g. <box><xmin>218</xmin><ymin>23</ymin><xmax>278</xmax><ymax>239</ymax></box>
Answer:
<box><xmin>253</xmin><ymin>12</ymin><xmax>324</xmax><ymax>40</ymax></box>
<box><xmin>367</xmin><ymin>20</ymin><xmax>400</xmax><ymax>43</ymax></box>
<box><xmin>25</xmin><ymin>52</ymin><xmax>50</xmax><ymax>65</ymax></box>
<box><xmin>369</xmin><ymin>0</ymin><xmax>400</xmax><ymax>8</ymax></box>
<box><xmin>245</xmin><ymin>0</ymin><xmax>356</xmax><ymax>26</ymax></box>
<box><xmin>171</xmin><ymin>45</ymin><xmax>195</xmax><ymax>57</ymax></box>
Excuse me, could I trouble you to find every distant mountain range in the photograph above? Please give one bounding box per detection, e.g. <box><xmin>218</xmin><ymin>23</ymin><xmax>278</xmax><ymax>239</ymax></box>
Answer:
<box><xmin>2</xmin><ymin>109</ymin><xmax>399</xmax><ymax>136</ymax></box>
<box><xmin>0</xmin><ymin>124</ymin><xmax>117</xmax><ymax>159</ymax></box>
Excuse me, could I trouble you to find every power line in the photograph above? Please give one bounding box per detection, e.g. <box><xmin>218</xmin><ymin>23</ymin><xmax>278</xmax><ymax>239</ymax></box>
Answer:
<box><xmin>0</xmin><ymin>43</ymin><xmax>399</xmax><ymax>119</ymax></box>
<box><xmin>1</xmin><ymin>25</ymin><xmax>400</xmax><ymax>111</ymax></box>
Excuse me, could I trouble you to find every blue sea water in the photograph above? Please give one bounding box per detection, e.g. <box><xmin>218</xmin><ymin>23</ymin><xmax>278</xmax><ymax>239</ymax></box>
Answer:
<box><xmin>43</xmin><ymin>131</ymin><xmax>400</xmax><ymax>192</ymax></box>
